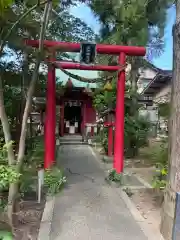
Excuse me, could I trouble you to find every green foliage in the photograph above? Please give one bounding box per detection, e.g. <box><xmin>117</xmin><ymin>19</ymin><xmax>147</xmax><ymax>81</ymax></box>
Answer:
<box><xmin>97</xmin><ymin>128</ymin><xmax>108</xmax><ymax>154</ymax></box>
<box><xmin>0</xmin><ymin>0</ymin><xmax>13</xmax><ymax>15</ymax></box>
<box><xmin>90</xmin><ymin>0</ymin><xmax>173</xmax><ymax>57</ymax></box>
<box><xmin>152</xmin><ymin>140</ymin><xmax>168</xmax><ymax>190</ymax></box>
<box><xmin>94</xmin><ymin>83</ymin><xmax>150</xmax><ymax>157</ymax></box>
<box><xmin>152</xmin><ymin>163</ymin><xmax>168</xmax><ymax>189</ymax></box>
<box><xmin>26</xmin><ymin>136</ymin><xmax>44</xmax><ymax>168</ymax></box>
<box><xmin>0</xmin><ymin>142</ymin><xmax>20</xmax><ymax>191</ymax></box>
<box><xmin>105</xmin><ymin>169</ymin><xmax>123</xmax><ymax>184</ymax></box>
<box><xmin>141</xmin><ymin>139</ymin><xmax>168</xmax><ymax>189</ymax></box>
<box><xmin>147</xmin><ymin>140</ymin><xmax>168</xmax><ymax>166</ymax></box>
<box><xmin>124</xmin><ymin>115</ymin><xmax>150</xmax><ymax>157</ymax></box>
<box><xmin>0</xmin><ymin>165</ymin><xmax>21</xmax><ymax>190</ymax></box>
<box><xmin>19</xmin><ymin>136</ymin><xmax>44</xmax><ymax>195</ymax></box>
<box><xmin>0</xmin><ymin>231</ymin><xmax>13</xmax><ymax>240</ymax></box>
<box><xmin>19</xmin><ymin>167</ymin><xmax>35</xmax><ymax>196</ymax></box>
<box><xmin>158</xmin><ymin>103</ymin><xmax>169</xmax><ymax>118</ymax></box>
<box><xmin>44</xmin><ymin>167</ymin><xmax>67</xmax><ymax>195</ymax></box>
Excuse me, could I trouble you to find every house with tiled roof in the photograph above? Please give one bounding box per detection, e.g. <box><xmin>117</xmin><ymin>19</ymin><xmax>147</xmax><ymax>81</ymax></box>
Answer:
<box><xmin>140</xmin><ymin>68</ymin><xmax>172</xmax><ymax>136</ymax></box>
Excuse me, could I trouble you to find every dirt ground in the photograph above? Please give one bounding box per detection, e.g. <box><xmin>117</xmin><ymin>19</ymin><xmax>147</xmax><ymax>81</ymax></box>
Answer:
<box><xmin>13</xmin><ymin>198</ymin><xmax>45</xmax><ymax>240</ymax></box>
<box><xmin>0</xmin><ymin>192</ymin><xmax>45</xmax><ymax>240</ymax></box>
<box><xmin>128</xmin><ymin>188</ymin><xmax>163</xmax><ymax>235</ymax></box>
<box><xmin>126</xmin><ymin>167</ymin><xmax>156</xmax><ymax>185</ymax></box>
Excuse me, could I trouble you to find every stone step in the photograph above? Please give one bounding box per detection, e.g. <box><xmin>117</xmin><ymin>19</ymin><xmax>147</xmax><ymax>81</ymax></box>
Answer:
<box><xmin>60</xmin><ymin>141</ymin><xmax>88</xmax><ymax>145</ymax></box>
<box><xmin>60</xmin><ymin>137</ymin><xmax>83</xmax><ymax>142</ymax></box>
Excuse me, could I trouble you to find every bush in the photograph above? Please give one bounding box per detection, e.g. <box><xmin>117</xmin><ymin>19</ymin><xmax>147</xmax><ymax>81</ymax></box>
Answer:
<box><xmin>93</xmin><ymin>83</ymin><xmax>150</xmax><ymax>158</ymax></box>
<box><xmin>96</xmin><ymin>128</ymin><xmax>108</xmax><ymax>154</ymax></box>
<box><xmin>124</xmin><ymin>115</ymin><xmax>150</xmax><ymax>158</ymax></box>
<box><xmin>44</xmin><ymin>167</ymin><xmax>67</xmax><ymax>195</ymax></box>
<box><xmin>152</xmin><ymin>142</ymin><xmax>168</xmax><ymax>190</ymax></box>
<box><xmin>96</xmin><ymin>115</ymin><xmax>150</xmax><ymax>158</ymax></box>
<box><xmin>25</xmin><ymin>137</ymin><xmax>44</xmax><ymax>168</ymax></box>
<box><xmin>0</xmin><ymin>143</ymin><xmax>21</xmax><ymax>210</ymax></box>
<box><xmin>0</xmin><ymin>165</ymin><xmax>21</xmax><ymax>191</ymax></box>
<box><xmin>0</xmin><ymin>142</ymin><xmax>21</xmax><ymax>191</ymax></box>
<box><xmin>143</xmin><ymin>139</ymin><xmax>168</xmax><ymax>190</ymax></box>
<box><xmin>152</xmin><ymin>163</ymin><xmax>168</xmax><ymax>190</ymax></box>
<box><xmin>105</xmin><ymin>169</ymin><xmax>123</xmax><ymax>184</ymax></box>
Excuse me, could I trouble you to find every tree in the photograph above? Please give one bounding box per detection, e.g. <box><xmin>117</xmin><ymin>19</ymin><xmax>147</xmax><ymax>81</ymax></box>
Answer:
<box><xmin>160</xmin><ymin>2</ymin><xmax>180</xmax><ymax>239</ymax></box>
<box><xmin>93</xmin><ymin>81</ymin><xmax>150</xmax><ymax>157</ymax></box>
<box><xmin>0</xmin><ymin>0</ymin><xmax>52</xmax><ymax>226</ymax></box>
<box><xmin>89</xmin><ymin>0</ymin><xmax>173</xmax><ymax>113</ymax></box>
<box><xmin>0</xmin><ymin>0</ymin><xmax>96</xmax><ymax>228</ymax></box>
<box><xmin>88</xmin><ymin>0</ymin><xmax>173</xmax><ymax>156</ymax></box>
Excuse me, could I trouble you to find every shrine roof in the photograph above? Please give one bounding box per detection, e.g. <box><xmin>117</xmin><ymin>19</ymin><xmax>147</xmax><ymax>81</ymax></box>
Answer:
<box><xmin>141</xmin><ymin>70</ymin><xmax>172</xmax><ymax>95</ymax></box>
<box><xmin>60</xmin><ymin>78</ymin><xmax>97</xmax><ymax>88</ymax></box>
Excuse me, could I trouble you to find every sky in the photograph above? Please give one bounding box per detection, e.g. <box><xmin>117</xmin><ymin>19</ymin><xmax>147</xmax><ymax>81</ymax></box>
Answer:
<box><xmin>56</xmin><ymin>3</ymin><xmax>175</xmax><ymax>84</ymax></box>
<box><xmin>153</xmin><ymin>6</ymin><xmax>175</xmax><ymax>69</ymax></box>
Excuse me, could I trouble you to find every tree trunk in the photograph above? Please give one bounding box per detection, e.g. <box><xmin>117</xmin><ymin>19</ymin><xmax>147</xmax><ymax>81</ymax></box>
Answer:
<box><xmin>130</xmin><ymin>60</ymin><xmax>139</xmax><ymax>117</ymax></box>
<box><xmin>129</xmin><ymin>61</ymin><xmax>139</xmax><ymax>157</ymax></box>
<box><xmin>160</xmin><ymin>2</ymin><xmax>180</xmax><ymax>239</ymax></box>
<box><xmin>0</xmin><ymin>76</ymin><xmax>16</xmax><ymax>226</ymax></box>
<box><xmin>7</xmin><ymin>1</ymin><xmax>52</xmax><ymax>227</ymax></box>
<box><xmin>0</xmin><ymin>76</ymin><xmax>15</xmax><ymax>165</ymax></box>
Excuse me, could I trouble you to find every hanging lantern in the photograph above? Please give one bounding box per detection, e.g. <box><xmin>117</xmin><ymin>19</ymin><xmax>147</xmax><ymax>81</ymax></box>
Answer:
<box><xmin>104</xmin><ymin>80</ymin><xmax>112</xmax><ymax>91</ymax></box>
<box><xmin>65</xmin><ymin>78</ymin><xmax>73</xmax><ymax>88</ymax></box>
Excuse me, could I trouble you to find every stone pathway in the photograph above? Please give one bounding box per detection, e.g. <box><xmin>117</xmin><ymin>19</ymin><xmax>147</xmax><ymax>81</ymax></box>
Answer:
<box><xmin>50</xmin><ymin>145</ymin><xmax>148</xmax><ymax>240</ymax></box>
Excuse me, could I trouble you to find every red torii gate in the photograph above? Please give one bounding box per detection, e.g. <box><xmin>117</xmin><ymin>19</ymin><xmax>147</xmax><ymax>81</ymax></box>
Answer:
<box><xmin>25</xmin><ymin>40</ymin><xmax>146</xmax><ymax>173</ymax></box>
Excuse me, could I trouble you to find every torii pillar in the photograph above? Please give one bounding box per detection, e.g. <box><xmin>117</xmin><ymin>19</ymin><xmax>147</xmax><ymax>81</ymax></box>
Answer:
<box><xmin>44</xmin><ymin>61</ymin><xmax>56</xmax><ymax>169</ymax></box>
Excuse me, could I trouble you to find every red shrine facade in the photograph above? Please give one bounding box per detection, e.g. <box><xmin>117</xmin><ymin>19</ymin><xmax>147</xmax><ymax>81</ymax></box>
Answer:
<box><xmin>58</xmin><ymin>79</ymin><xmax>97</xmax><ymax>137</ymax></box>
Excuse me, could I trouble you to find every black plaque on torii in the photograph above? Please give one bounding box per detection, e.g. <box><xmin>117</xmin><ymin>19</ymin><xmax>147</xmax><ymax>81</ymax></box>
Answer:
<box><xmin>80</xmin><ymin>42</ymin><xmax>96</xmax><ymax>65</ymax></box>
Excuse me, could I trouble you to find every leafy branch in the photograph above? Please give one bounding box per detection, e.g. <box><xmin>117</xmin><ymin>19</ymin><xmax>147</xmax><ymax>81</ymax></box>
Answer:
<box><xmin>0</xmin><ymin>0</ymin><xmax>48</xmax><ymax>54</ymax></box>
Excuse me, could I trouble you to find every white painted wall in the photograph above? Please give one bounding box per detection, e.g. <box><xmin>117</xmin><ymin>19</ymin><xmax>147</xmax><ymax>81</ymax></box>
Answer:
<box><xmin>139</xmin><ymin>106</ymin><xmax>158</xmax><ymax>123</ymax></box>
<box><xmin>137</xmin><ymin>67</ymin><xmax>157</xmax><ymax>93</ymax></box>
<box><xmin>125</xmin><ymin>64</ymin><xmax>157</xmax><ymax>93</ymax></box>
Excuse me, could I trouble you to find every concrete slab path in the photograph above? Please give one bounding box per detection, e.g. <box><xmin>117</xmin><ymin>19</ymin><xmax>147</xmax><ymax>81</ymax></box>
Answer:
<box><xmin>50</xmin><ymin>145</ymin><xmax>148</xmax><ymax>240</ymax></box>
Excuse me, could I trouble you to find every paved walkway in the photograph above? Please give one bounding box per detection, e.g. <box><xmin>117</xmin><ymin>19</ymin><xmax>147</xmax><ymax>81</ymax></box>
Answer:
<box><xmin>50</xmin><ymin>145</ymin><xmax>148</xmax><ymax>240</ymax></box>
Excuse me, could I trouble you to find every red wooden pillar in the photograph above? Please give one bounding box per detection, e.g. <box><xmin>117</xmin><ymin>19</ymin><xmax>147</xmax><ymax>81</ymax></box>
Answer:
<box><xmin>113</xmin><ymin>52</ymin><xmax>126</xmax><ymax>173</ymax></box>
<box><xmin>44</xmin><ymin>62</ymin><xmax>56</xmax><ymax>169</ymax></box>
<box><xmin>60</xmin><ymin>102</ymin><xmax>64</xmax><ymax>137</ymax></box>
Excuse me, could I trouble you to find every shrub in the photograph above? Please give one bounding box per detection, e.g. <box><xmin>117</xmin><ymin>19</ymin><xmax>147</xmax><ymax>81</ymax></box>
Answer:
<box><xmin>105</xmin><ymin>169</ymin><xmax>123</xmax><ymax>185</ymax></box>
<box><xmin>44</xmin><ymin>167</ymin><xmax>67</xmax><ymax>195</ymax></box>
<box><xmin>0</xmin><ymin>142</ymin><xmax>21</xmax><ymax>192</ymax></box>
<box><xmin>124</xmin><ymin>115</ymin><xmax>150</xmax><ymax>158</ymax></box>
<box><xmin>0</xmin><ymin>165</ymin><xmax>21</xmax><ymax>191</ymax></box>
<box><xmin>152</xmin><ymin>163</ymin><xmax>168</xmax><ymax>190</ymax></box>
<box><xmin>149</xmin><ymin>139</ymin><xmax>168</xmax><ymax>190</ymax></box>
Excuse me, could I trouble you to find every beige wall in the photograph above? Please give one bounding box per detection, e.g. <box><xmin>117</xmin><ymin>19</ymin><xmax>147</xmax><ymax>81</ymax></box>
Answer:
<box><xmin>153</xmin><ymin>84</ymin><xmax>171</xmax><ymax>103</ymax></box>
<box><xmin>140</xmin><ymin>84</ymin><xmax>171</xmax><ymax>131</ymax></box>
